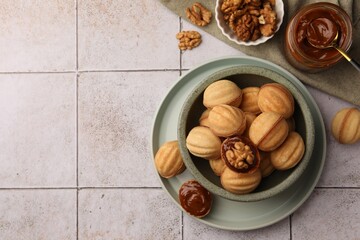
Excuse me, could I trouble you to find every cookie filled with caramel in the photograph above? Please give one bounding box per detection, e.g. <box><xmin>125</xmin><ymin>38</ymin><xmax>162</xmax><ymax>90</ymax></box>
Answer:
<box><xmin>221</xmin><ymin>135</ymin><xmax>260</xmax><ymax>174</ymax></box>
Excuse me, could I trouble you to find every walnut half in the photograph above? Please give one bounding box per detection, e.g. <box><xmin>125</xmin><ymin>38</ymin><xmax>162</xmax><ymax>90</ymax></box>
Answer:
<box><xmin>176</xmin><ymin>31</ymin><xmax>202</xmax><ymax>51</ymax></box>
<box><xmin>221</xmin><ymin>136</ymin><xmax>260</xmax><ymax>173</ymax></box>
<box><xmin>186</xmin><ymin>2</ymin><xmax>212</xmax><ymax>27</ymax></box>
<box><xmin>221</xmin><ymin>0</ymin><xmax>278</xmax><ymax>42</ymax></box>
<box><xmin>225</xmin><ymin>141</ymin><xmax>254</xmax><ymax>170</ymax></box>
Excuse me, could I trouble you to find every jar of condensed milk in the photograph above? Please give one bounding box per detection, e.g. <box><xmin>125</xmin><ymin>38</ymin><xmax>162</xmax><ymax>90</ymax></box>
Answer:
<box><xmin>284</xmin><ymin>2</ymin><xmax>353</xmax><ymax>73</ymax></box>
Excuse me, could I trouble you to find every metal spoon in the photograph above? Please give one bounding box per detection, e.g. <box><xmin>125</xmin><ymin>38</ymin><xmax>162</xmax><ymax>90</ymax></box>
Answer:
<box><xmin>306</xmin><ymin>19</ymin><xmax>360</xmax><ymax>72</ymax></box>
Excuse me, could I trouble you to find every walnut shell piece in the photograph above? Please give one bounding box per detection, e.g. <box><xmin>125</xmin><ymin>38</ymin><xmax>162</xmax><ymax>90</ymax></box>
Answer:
<box><xmin>203</xmin><ymin>80</ymin><xmax>242</xmax><ymax>108</ymax></box>
<box><xmin>239</xmin><ymin>87</ymin><xmax>261</xmax><ymax>114</ymax></box>
<box><xmin>220</xmin><ymin>167</ymin><xmax>262</xmax><ymax>194</ymax></box>
<box><xmin>176</xmin><ymin>31</ymin><xmax>202</xmax><ymax>51</ymax></box>
<box><xmin>270</xmin><ymin>132</ymin><xmax>305</xmax><ymax>170</ymax></box>
<box><xmin>179</xmin><ymin>180</ymin><xmax>212</xmax><ymax>218</ymax></box>
<box><xmin>221</xmin><ymin>136</ymin><xmax>260</xmax><ymax>173</ymax></box>
<box><xmin>186</xmin><ymin>2</ymin><xmax>212</xmax><ymax>27</ymax></box>
<box><xmin>186</xmin><ymin>126</ymin><xmax>222</xmax><ymax>160</ymax></box>
<box><xmin>331</xmin><ymin>108</ymin><xmax>360</xmax><ymax>144</ymax></box>
<box><xmin>258</xmin><ymin>83</ymin><xmax>295</xmax><ymax>119</ymax></box>
<box><xmin>249</xmin><ymin>112</ymin><xmax>289</xmax><ymax>151</ymax></box>
<box><xmin>208</xmin><ymin>104</ymin><xmax>246</xmax><ymax>137</ymax></box>
<box><xmin>155</xmin><ymin>141</ymin><xmax>186</xmax><ymax>178</ymax></box>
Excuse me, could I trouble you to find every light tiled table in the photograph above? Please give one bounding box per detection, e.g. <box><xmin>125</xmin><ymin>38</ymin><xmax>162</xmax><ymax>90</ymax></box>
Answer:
<box><xmin>0</xmin><ymin>1</ymin><xmax>359</xmax><ymax>239</ymax></box>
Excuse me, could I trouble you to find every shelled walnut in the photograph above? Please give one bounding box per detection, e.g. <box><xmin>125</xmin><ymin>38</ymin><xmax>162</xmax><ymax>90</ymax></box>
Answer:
<box><xmin>221</xmin><ymin>136</ymin><xmax>260</xmax><ymax>173</ymax></box>
<box><xmin>226</xmin><ymin>141</ymin><xmax>254</xmax><ymax>169</ymax></box>
<box><xmin>220</xmin><ymin>0</ymin><xmax>277</xmax><ymax>42</ymax></box>
<box><xmin>176</xmin><ymin>31</ymin><xmax>202</xmax><ymax>50</ymax></box>
<box><xmin>186</xmin><ymin>2</ymin><xmax>212</xmax><ymax>27</ymax></box>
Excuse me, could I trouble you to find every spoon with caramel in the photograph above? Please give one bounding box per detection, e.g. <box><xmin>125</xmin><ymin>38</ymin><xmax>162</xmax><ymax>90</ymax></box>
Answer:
<box><xmin>306</xmin><ymin>18</ymin><xmax>360</xmax><ymax>72</ymax></box>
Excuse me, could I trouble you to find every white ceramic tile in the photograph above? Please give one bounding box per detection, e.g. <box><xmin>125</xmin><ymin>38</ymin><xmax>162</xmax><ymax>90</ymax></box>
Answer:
<box><xmin>78</xmin><ymin>71</ymin><xmax>178</xmax><ymax>187</ymax></box>
<box><xmin>183</xmin><ymin>215</ymin><xmax>290</xmax><ymax>240</ymax></box>
<box><xmin>0</xmin><ymin>0</ymin><xmax>76</xmax><ymax>72</ymax></box>
<box><xmin>0</xmin><ymin>74</ymin><xmax>76</xmax><ymax>187</ymax></box>
<box><xmin>78</xmin><ymin>0</ymin><xmax>180</xmax><ymax>70</ymax></box>
<box><xmin>181</xmin><ymin>19</ymin><xmax>244</xmax><ymax>69</ymax></box>
<box><xmin>292</xmin><ymin>189</ymin><xmax>360</xmax><ymax>239</ymax></box>
<box><xmin>307</xmin><ymin>86</ymin><xmax>360</xmax><ymax>187</ymax></box>
<box><xmin>78</xmin><ymin>189</ymin><xmax>181</xmax><ymax>240</ymax></box>
<box><xmin>0</xmin><ymin>190</ymin><xmax>76</xmax><ymax>240</ymax></box>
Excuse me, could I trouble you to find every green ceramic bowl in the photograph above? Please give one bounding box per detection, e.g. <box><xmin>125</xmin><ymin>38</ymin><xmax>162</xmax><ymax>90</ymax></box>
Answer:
<box><xmin>177</xmin><ymin>65</ymin><xmax>315</xmax><ymax>202</ymax></box>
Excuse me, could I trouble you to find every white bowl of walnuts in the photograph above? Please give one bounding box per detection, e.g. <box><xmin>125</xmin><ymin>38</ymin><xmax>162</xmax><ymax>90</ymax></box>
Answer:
<box><xmin>215</xmin><ymin>0</ymin><xmax>284</xmax><ymax>46</ymax></box>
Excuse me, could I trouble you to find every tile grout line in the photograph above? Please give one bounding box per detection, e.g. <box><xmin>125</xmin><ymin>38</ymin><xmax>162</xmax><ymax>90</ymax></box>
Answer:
<box><xmin>181</xmin><ymin>212</ymin><xmax>184</xmax><ymax>240</ymax></box>
<box><xmin>0</xmin><ymin>69</ymin><xmax>182</xmax><ymax>75</ymax></box>
<box><xmin>289</xmin><ymin>214</ymin><xmax>293</xmax><ymax>240</ymax></box>
<box><xmin>0</xmin><ymin>186</ymin><xmax>163</xmax><ymax>190</ymax></box>
<box><xmin>0</xmin><ymin>186</ymin><xmax>358</xmax><ymax>191</ymax></box>
<box><xmin>75</xmin><ymin>0</ymin><xmax>79</xmax><ymax>239</ymax></box>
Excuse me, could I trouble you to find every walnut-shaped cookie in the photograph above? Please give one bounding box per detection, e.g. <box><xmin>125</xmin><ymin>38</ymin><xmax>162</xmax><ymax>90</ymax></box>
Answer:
<box><xmin>258</xmin><ymin>83</ymin><xmax>294</xmax><ymax>119</ymax></box>
<box><xmin>220</xmin><ymin>167</ymin><xmax>262</xmax><ymax>194</ymax></box>
<box><xmin>239</xmin><ymin>87</ymin><xmax>261</xmax><ymax>114</ymax></box>
<box><xmin>243</xmin><ymin>112</ymin><xmax>257</xmax><ymax>138</ymax></box>
<box><xmin>203</xmin><ymin>80</ymin><xmax>242</xmax><ymax>108</ymax></box>
<box><xmin>199</xmin><ymin>109</ymin><xmax>211</xmax><ymax>128</ymax></box>
<box><xmin>270</xmin><ymin>132</ymin><xmax>305</xmax><ymax>170</ymax></box>
<box><xmin>286</xmin><ymin>116</ymin><xmax>296</xmax><ymax>132</ymax></box>
<box><xmin>154</xmin><ymin>141</ymin><xmax>186</xmax><ymax>178</ymax></box>
<box><xmin>186</xmin><ymin>126</ymin><xmax>221</xmax><ymax>160</ymax></box>
<box><xmin>209</xmin><ymin>158</ymin><xmax>226</xmax><ymax>176</ymax></box>
<box><xmin>208</xmin><ymin>104</ymin><xmax>246</xmax><ymax>137</ymax></box>
<box><xmin>249</xmin><ymin>112</ymin><xmax>289</xmax><ymax>151</ymax></box>
<box><xmin>259</xmin><ymin>151</ymin><xmax>275</xmax><ymax>177</ymax></box>
<box><xmin>331</xmin><ymin>108</ymin><xmax>360</xmax><ymax>144</ymax></box>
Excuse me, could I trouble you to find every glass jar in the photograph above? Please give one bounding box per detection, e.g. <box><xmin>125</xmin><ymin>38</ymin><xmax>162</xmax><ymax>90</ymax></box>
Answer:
<box><xmin>284</xmin><ymin>2</ymin><xmax>353</xmax><ymax>73</ymax></box>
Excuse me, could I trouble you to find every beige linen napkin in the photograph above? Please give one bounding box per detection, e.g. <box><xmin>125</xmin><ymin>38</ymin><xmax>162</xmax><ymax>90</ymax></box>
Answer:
<box><xmin>160</xmin><ymin>0</ymin><xmax>360</xmax><ymax>106</ymax></box>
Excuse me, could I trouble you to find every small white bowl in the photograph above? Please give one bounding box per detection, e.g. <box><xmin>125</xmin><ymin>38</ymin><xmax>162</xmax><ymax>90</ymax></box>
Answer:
<box><xmin>215</xmin><ymin>0</ymin><xmax>284</xmax><ymax>46</ymax></box>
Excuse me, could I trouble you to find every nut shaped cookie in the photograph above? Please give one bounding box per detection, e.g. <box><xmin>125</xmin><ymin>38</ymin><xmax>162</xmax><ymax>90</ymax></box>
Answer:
<box><xmin>208</xmin><ymin>104</ymin><xmax>246</xmax><ymax>137</ymax></box>
<box><xmin>331</xmin><ymin>108</ymin><xmax>360</xmax><ymax>144</ymax></box>
<box><xmin>286</xmin><ymin>116</ymin><xmax>296</xmax><ymax>132</ymax></box>
<box><xmin>209</xmin><ymin>158</ymin><xmax>226</xmax><ymax>176</ymax></box>
<box><xmin>220</xmin><ymin>167</ymin><xmax>262</xmax><ymax>194</ymax></box>
<box><xmin>243</xmin><ymin>112</ymin><xmax>257</xmax><ymax>138</ymax></box>
<box><xmin>186</xmin><ymin>126</ymin><xmax>222</xmax><ymax>160</ymax></box>
<box><xmin>249</xmin><ymin>112</ymin><xmax>289</xmax><ymax>151</ymax></box>
<box><xmin>239</xmin><ymin>87</ymin><xmax>261</xmax><ymax>114</ymax></box>
<box><xmin>259</xmin><ymin>151</ymin><xmax>275</xmax><ymax>177</ymax></box>
<box><xmin>155</xmin><ymin>141</ymin><xmax>186</xmax><ymax>178</ymax></box>
<box><xmin>203</xmin><ymin>80</ymin><xmax>242</xmax><ymax>108</ymax></box>
<box><xmin>270</xmin><ymin>132</ymin><xmax>305</xmax><ymax>170</ymax></box>
<box><xmin>258</xmin><ymin>83</ymin><xmax>294</xmax><ymax>119</ymax></box>
<box><xmin>199</xmin><ymin>109</ymin><xmax>211</xmax><ymax>128</ymax></box>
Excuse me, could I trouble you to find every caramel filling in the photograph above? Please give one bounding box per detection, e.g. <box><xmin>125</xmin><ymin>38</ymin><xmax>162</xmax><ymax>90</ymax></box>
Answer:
<box><xmin>179</xmin><ymin>180</ymin><xmax>212</xmax><ymax>218</ymax></box>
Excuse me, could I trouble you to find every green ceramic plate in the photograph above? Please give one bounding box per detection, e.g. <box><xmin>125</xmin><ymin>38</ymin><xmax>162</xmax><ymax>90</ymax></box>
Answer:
<box><xmin>151</xmin><ymin>56</ymin><xmax>326</xmax><ymax>231</ymax></box>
